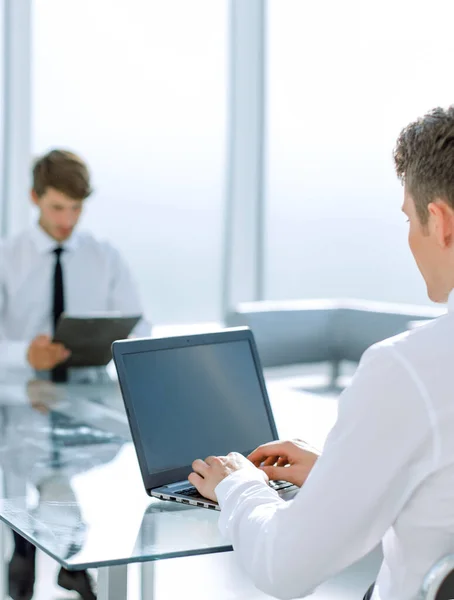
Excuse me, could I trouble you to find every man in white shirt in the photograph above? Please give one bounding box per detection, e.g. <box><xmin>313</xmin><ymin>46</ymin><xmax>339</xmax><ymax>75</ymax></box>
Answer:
<box><xmin>189</xmin><ymin>105</ymin><xmax>454</xmax><ymax>600</ymax></box>
<box><xmin>1</xmin><ymin>149</ymin><xmax>150</xmax><ymax>599</ymax></box>
<box><xmin>0</xmin><ymin>148</ymin><xmax>149</xmax><ymax>378</ymax></box>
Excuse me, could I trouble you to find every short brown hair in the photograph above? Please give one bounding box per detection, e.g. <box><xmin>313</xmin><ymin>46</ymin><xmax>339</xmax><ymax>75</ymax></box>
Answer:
<box><xmin>393</xmin><ymin>106</ymin><xmax>454</xmax><ymax>225</ymax></box>
<box><xmin>32</xmin><ymin>149</ymin><xmax>92</xmax><ymax>200</ymax></box>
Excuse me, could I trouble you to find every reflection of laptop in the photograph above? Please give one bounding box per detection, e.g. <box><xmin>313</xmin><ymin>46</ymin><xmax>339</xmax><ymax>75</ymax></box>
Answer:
<box><xmin>112</xmin><ymin>327</ymin><xmax>298</xmax><ymax>510</ymax></box>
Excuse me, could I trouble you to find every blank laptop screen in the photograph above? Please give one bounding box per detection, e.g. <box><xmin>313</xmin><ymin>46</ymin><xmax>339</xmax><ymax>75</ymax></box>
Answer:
<box><xmin>122</xmin><ymin>339</ymin><xmax>275</xmax><ymax>474</ymax></box>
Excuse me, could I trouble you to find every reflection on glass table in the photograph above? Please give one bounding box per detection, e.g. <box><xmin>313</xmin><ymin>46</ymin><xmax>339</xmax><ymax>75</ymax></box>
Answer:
<box><xmin>0</xmin><ymin>378</ymin><xmax>127</xmax><ymax>599</ymax></box>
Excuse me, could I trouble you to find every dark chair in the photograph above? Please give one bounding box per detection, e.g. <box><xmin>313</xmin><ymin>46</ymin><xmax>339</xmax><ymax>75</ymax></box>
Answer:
<box><xmin>420</xmin><ymin>555</ymin><xmax>454</xmax><ymax>600</ymax></box>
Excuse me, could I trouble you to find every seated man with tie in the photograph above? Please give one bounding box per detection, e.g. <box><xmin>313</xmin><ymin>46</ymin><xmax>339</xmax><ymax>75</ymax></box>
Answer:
<box><xmin>0</xmin><ymin>149</ymin><xmax>150</xmax><ymax>599</ymax></box>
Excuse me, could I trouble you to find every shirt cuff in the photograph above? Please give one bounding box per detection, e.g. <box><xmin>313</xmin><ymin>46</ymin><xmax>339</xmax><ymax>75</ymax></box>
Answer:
<box><xmin>215</xmin><ymin>470</ymin><xmax>283</xmax><ymax>540</ymax></box>
<box><xmin>215</xmin><ymin>468</ymin><xmax>279</xmax><ymax>508</ymax></box>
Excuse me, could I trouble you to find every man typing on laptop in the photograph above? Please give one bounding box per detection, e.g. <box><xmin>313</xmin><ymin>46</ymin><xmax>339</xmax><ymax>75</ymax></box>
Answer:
<box><xmin>189</xmin><ymin>107</ymin><xmax>454</xmax><ymax>600</ymax></box>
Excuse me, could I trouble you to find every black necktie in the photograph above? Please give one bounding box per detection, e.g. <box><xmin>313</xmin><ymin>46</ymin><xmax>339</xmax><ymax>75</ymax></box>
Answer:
<box><xmin>52</xmin><ymin>246</ymin><xmax>67</xmax><ymax>382</ymax></box>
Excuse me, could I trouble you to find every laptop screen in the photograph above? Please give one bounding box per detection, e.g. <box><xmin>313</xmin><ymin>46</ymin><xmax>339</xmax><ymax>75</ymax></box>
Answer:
<box><xmin>121</xmin><ymin>339</ymin><xmax>275</xmax><ymax>475</ymax></box>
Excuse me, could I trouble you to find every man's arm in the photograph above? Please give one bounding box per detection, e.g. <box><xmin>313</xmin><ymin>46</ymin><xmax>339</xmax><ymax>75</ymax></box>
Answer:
<box><xmin>0</xmin><ymin>247</ymin><xmax>29</xmax><ymax>369</ymax></box>
<box><xmin>106</xmin><ymin>245</ymin><xmax>151</xmax><ymax>337</ymax></box>
<box><xmin>0</xmin><ymin>339</ymin><xmax>29</xmax><ymax>370</ymax></box>
<box><xmin>214</xmin><ymin>344</ymin><xmax>434</xmax><ymax>600</ymax></box>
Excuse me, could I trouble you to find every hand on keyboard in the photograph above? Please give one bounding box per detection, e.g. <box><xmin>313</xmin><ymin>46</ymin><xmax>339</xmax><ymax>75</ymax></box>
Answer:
<box><xmin>189</xmin><ymin>452</ymin><xmax>268</xmax><ymax>502</ymax></box>
<box><xmin>248</xmin><ymin>439</ymin><xmax>320</xmax><ymax>488</ymax></box>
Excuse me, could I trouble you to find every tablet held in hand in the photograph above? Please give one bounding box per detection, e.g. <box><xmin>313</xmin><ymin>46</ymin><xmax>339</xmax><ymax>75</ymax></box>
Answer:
<box><xmin>53</xmin><ymin>313</ymin><xmax>141</xmax><ymax>367</ymax></box>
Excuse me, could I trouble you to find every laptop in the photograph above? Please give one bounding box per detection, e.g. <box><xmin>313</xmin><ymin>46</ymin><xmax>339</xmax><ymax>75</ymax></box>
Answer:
<box><xmin>112</xmin><ymin>327</ymin><xmax>298</xmax><ymax>510</ymax></box>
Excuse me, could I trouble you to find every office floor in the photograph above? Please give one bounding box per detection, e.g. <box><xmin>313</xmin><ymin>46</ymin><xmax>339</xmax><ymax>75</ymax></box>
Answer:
<box><xmin>21</xmin><ymin>544</ymin><xmax>380</xmax><ymax>600</ymax></box>
<box><xmin>2</xmin><ymin>528</ymin><xmax>276</xmax><ymax>599</ymax></box>
<box><xmin>26</xmin><ymin>547</ymin><xmax>278</xmax><ymax>599</ymax></box>
<box><xmin>27</xmin><ymin>551</ymin><xmax>76</xmax><ymax>600</ymax></box>
<box><xmin>24</xmin><ymin>544</ymin><xmax>380</xmax><ymax>600</ymax></box>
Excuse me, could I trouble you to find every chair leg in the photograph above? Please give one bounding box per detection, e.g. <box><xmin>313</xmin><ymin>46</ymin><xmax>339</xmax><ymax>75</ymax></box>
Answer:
<box><xmin>330</xmin><ymin>360</ymin><xmax>341</xmax><ymax>389</ymax></box>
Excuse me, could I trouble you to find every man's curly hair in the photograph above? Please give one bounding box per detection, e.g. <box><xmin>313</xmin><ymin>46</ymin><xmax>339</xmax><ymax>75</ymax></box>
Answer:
<box><xmin>393</xmin><ymin>106</ymin><xmax>454</xmax><ymax>225</ymax></box>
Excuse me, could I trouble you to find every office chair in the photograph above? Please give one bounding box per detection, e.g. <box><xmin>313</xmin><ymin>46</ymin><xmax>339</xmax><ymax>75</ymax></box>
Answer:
<box><xmin>420</xmin><ymin>554</ymin><xmax>454</xmax><ymax>600</ymax></box>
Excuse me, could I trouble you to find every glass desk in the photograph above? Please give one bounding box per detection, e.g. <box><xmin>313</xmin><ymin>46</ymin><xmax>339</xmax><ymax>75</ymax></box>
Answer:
<box><xmin>0</xmin><ymin>373</ymin><xmax>337</xmax><ymax>600</ymax></box>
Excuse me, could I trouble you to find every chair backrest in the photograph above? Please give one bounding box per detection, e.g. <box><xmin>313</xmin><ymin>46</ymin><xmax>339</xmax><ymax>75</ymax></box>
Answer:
<box><xmin>420</xmin><ymin>555</ymin><xmax>454</xmax><ymax>600</ymax></box>
<box><xmin>225</xmin><ymin>299</ymin><xmax>338</xmax><ymax>367</ymax></box>
<box><xmin>225</xmin><ymin>298</ymin><xmax>444</xmax><ymax>368</ymax></box>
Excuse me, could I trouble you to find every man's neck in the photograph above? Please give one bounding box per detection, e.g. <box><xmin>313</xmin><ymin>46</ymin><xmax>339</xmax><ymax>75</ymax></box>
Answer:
<box><xmin>38</xmin><ymin>219</ymin><xmax>56</xmax><ymax>241</ymax></box>
<box><xmin>37</xmin><ymin>219</ymin><xmax>72</xmax><ymax>244</ymax></box>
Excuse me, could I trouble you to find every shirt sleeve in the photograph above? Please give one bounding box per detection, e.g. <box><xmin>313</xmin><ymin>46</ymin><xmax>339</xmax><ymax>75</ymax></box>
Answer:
<box><xmin>0</xmin><ymin>246</ymin><xmax>29</xmax><ymax>369</ymax></box>
<box><xmin>215</xmin><ymin>343</ymin><xmax>434</xmax><ymax>600</ymax></box>
<box><xmin>105</xmin><ymin>244</ymin><xmax>151</xmax><ymax>337</ymax></box>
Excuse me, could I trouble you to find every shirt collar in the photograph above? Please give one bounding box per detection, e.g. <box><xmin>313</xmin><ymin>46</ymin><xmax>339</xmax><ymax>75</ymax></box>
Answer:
<box><xmin>448</xmin><ymin>290</ymin><xmax>454</xmax><ymax>313</ymax></box>
<box><xmin>30</xmin><ymin>222</ymin><xmax>79</xmax><ymax>254</ymax></box>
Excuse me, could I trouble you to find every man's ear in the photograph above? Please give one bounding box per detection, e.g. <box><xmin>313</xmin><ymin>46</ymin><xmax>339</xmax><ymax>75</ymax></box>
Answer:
<box><xmin>30</xmin><ymin>189</ymin><xmax>41</xmax><ymax>206</ymax></box>
<box><xmin>428</xmin><ymin>200</ymin><xmax>454</xmax><ymax>248</ymax></box>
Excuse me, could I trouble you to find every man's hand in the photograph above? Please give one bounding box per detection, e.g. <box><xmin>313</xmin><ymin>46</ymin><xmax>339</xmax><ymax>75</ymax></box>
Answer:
<box><xmin>27</xmin><ymin>335</ymin><xmax>71</xmax><ymax>371</ymax></box>
<box><xmin>188</xmin><ymin>452</ymin><xmax>268</xmax><ymax>502</ymax></box>
<box><xmin>248</xmin><ymin>439</ymin><xmax>320</xmax><ymax>487</ymax></box>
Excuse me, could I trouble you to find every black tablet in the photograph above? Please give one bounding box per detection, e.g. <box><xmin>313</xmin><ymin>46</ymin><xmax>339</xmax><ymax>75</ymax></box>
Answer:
<box><xmin>54</xmin><ymin>314</ymin><xmax>141</xmax><ymax>367</ymax></box>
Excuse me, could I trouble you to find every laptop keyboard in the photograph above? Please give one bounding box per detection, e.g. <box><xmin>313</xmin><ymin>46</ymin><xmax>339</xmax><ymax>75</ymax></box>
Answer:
<box><xmin>269</xmin><ymin>480</ymin><xmax>295</xmax><ymax>491</ymax></box>
<box><xmin>179</xmin><ymin>487</ymin><xmax>207</xmax><ymax>500</ymax></box>
<box><xmin>179</xmin><ymin>480</ymin><xmax>295</xmax><ymax>500</ymax></box>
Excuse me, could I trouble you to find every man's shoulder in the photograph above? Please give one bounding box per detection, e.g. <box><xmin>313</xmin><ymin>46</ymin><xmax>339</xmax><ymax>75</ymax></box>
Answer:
<box><xmin>362</xmin><ymin>313</ymin><xmax>452</xmax><ymax>374</ymax></box>
<box><xmin>0</xmin><ymin>229</ymin><xmax>32</xmax><ymax>257</ymax></box>
<box><xmin>75</xmin><ymin>232</ymin><xmax>127</xmax><ymax>273</ymax></box>
<box><xmin>76</xmin><ymin>231</ymin><xmax>122</xmax><ymax>257</ymax></box>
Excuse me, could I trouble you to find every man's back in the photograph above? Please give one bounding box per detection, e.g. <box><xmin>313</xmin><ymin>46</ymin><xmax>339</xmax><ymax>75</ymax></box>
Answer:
<box><xmin>376</xmin><ymin>309</ymin><xmax>454</xmax><ymax>599</ymax></box>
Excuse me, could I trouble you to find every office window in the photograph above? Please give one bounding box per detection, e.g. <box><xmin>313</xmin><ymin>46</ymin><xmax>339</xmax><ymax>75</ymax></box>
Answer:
<box><xmin>33</xmin><ymin>0</ymin><xmax>227</xmax><ymax>324</ymax></box>
<box><xmin>266</xmin><ymin>0</ymin><xmax>454</xmax><ymax>306</ymax></box>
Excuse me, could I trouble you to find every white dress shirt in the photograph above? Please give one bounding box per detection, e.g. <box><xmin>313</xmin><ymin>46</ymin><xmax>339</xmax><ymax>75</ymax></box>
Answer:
<box><xmin>215</xmin><ymin>292</ymin><xmax>454</xmax><ymax>600</ymax></box>
<box><xmin>0</xmin><ymin>224</ymin><xmax>150</xmax><ymax>371</ymax></box>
